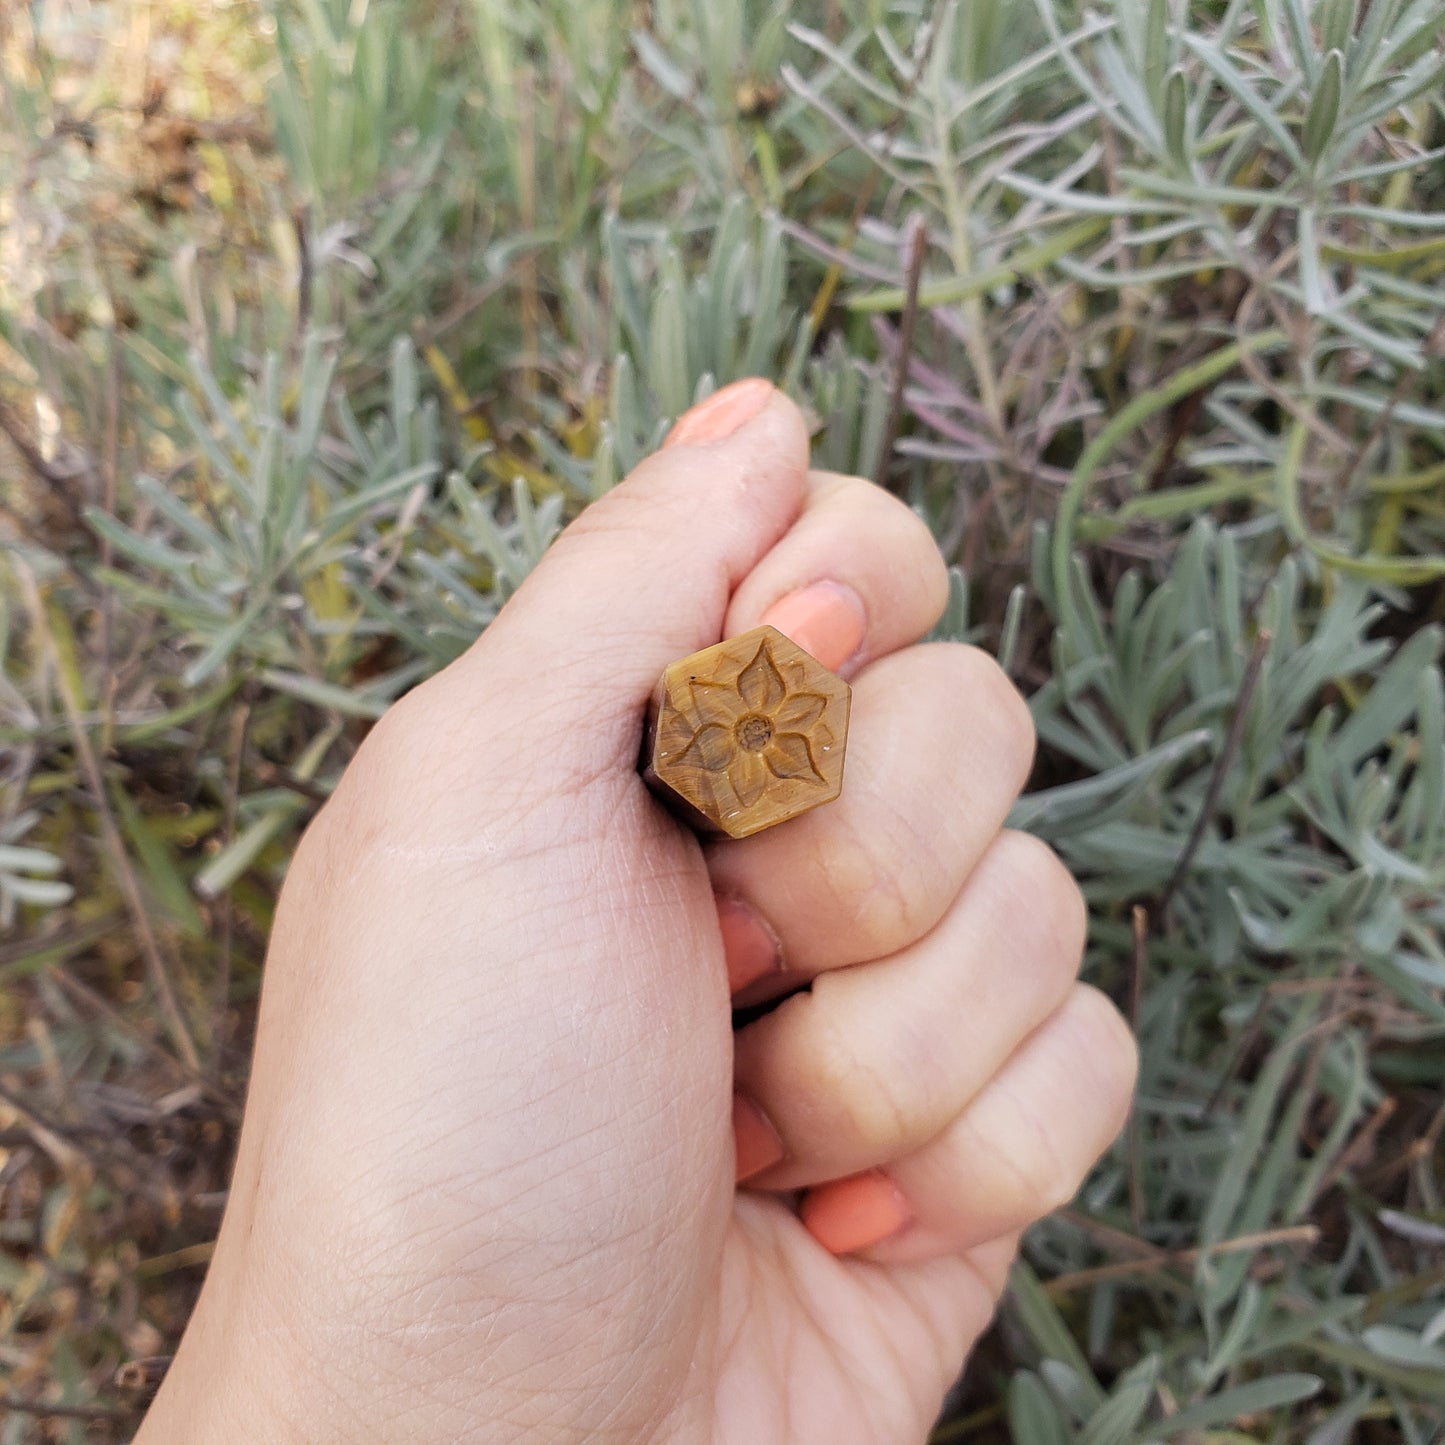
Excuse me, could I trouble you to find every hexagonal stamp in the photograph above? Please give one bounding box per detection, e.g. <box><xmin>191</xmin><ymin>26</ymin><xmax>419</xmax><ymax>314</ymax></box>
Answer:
<box><xmin>643</xmin><ymin>625</ymin><xmax>850</xmax><ymax>839</ymax></box>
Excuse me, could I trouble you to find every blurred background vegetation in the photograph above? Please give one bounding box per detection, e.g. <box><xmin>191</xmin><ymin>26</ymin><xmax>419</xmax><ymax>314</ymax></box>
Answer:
<box><xmin>1</xmin><ymin>0</ymin><xmax>1443</xmax><ymax>1438</ymax></box>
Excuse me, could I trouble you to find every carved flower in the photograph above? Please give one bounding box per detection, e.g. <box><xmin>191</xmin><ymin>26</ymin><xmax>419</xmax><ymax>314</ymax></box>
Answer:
<box><xmin>675</xmin><ymin>638</ymin><xmax>831</xmax><ymax>808</ymax></box>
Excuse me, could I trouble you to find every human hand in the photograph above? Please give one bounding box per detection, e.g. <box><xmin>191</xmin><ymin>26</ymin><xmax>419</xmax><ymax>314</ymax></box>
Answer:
<box><xmin>138</xmin><ymin>380</ymin><xmax>1137</xmax><ymax>1443</ymax></box>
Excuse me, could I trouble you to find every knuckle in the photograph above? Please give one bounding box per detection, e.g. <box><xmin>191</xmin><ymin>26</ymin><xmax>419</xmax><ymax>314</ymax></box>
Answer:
<box><xmin>800</xmin><ymin>983</ymin><xmax>913</xmax><ymax>1155</ymax></box>
<box><xmin>989</xmin><ymin>1114</ymin><xmax>1076</xmax><ymax>1221</ymax></box>
<box><xmin>888</xmin><ymin>508</ymin><xmax>950</xmax><ymax>621</ymax></box>
<box><xmin>1001</xmin><ymin>992</ymin><xmax>1137</xmax><ymax>1215</ymax></box>
<box><xmin>287</xmin><ymin>800</ymin><xmax>343</xmax><ymax>894</ymax></box>
<box><xmin>958</xmin><ymin>645</ymin><xmax>1038</xmax><ymax>782</ymax></box>
<box><xmin>872</xmin><ymin>480</ymin><xmax>946</xmax><ymax>558</ymax></box>
<box><xmin>1073</xmin><ymin>985</ymin><xmax>1141</xmax><ymax>1120</ymax></box>
<box><xmin>971</xmin><ymin>647</ymin><xmax>1040</xmax><ymax>780</ymax></box>
<box><xmin>815</xmin><ymin>818</ymin><xmax>931</xmax><ymax>960</ymax></box>
<box><xmin>991</xmin><ymin>830</ymin><xmax>1089</xmax><ymax>976</ymax></box>
<box><xmin>350</xmin><ymin>678</ymin><xmax>453</xmax><ymax>784</ymax></box>
<box><xmin>329</xmin><ymin>698</ymin><xmax>442</xmax><ymax>820</ymax></box>
<box><xmin>908</xmin><ymin>643</ymin><xmax>1037</xmax><ymax>788</ymax></box>
<box><xmin>813</xmin><ymin>470</ymin><xmax>950</xmax><ymax>626</ymax></box>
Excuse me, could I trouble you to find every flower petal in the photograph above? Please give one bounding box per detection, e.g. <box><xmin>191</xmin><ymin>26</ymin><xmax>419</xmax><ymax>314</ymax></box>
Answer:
<box><xmin>766</xmin><ymin>732</ymin><xmax>824</xmax><ymax>783</ymax></box>
<box><xmin>676</xmin><ymin>723</ymin><xmax>734</xmax><ymax>773</ymax></box>
<box><xmin>689</xmin><ymin>678</ymin><xmax>740</xmax><ymax>728</ymax></box>
<box><xmin>775</xmin><ymin>691</ymin><xmax>827</xmax><ymax>731</ymax></box>
<box><xmin>737</xmin><ymin>641</ymin><xmax>786</xmax><ymax>712</ymax></box>
<box><xmin>731</xmin><ymin>750</ymin><xmax>768</xmax><ymax>808</ymax></box>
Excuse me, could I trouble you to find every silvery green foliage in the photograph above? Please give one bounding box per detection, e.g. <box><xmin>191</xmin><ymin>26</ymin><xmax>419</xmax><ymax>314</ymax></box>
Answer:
<box><xmin>944</xmin><ymin>518</ymin><xmax>1445</xmax><ymax>1444</ymax></box>
<box><xmin>1025</xmin><ymin>521</ymin><xmax>1445</xmax><ymax>978</ymax></box>
<box><xmin>358</xmin><ymin>471</ymin><xmax>565</xmax><ymax>670</ymax></box>
<box><xmin>782</xmin><ymin>0</ymin><xmax>1445</xmax><ymax>576</ymax></box>
<box><xmin>86</xmin><ymin>335</ymin><xmax>440</xmax><ymax>700</ymax></box>
<box><xmin>0</xmin><ymin>592</ymin><xmax>69</xmax><ymax>929</ymax></box>
<box><xmin>268</xmin><ymin>0</ymin><xmax>469</xmax><ymax>369</ymax></box>
<box><xmin>2</xmin><ymin>0</ymin><xmax>1442</xmax><ymax>1434</ymax></box>
<box><xmin>1024</xmin><ymin>0</ymin><xmax>1443</xmax><ymax>349</ymax></box>
<box><xmin>573</xmin><ymin>203</ymin><xmax>816</xmax><ymax>490</ymax></box>
<box><xmin>0</xmin><ymin>811</ymin><xmax>72</xmax><ymax>929</ymax></box>
<box><xmin>549</xmin><ymin>202</ymin><xmax>888</xmax><ymax>494</ymax></box>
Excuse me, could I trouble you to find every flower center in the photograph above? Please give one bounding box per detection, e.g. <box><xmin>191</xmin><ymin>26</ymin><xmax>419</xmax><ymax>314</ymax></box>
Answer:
<box><xmin>735</xmin><ymin>713</ymin><xmax>774</xmax><ymax>752</ymax></box>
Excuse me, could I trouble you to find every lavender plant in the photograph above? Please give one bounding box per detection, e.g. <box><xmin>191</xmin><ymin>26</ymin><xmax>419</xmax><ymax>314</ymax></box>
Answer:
<box><xmin>0</xmin><ymin>0</ymin><xmax>1440</xmax><ymax>1437</ymax></box>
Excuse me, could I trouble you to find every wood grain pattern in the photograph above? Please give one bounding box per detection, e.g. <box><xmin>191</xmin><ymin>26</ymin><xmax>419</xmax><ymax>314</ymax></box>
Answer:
<box><xmin>643</xmin><ymin>625</ymin><xmax>850</xmax><ymax>839</ymax></box>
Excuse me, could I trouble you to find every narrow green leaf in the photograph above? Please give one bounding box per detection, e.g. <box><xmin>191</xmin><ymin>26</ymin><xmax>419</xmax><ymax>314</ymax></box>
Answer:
<box><xmin>1202</xmin><ymin>1282</ymin><xmax>1265</xmax><ymax>1387</ymax></box>
<box><xmin>0</xmin><ymin>845</ymin><xmax>64</xmax><ymax>875</ymax></box>
<box><xmin>193</xmin><ymin>727</ymin><xmax>337</xmax><ymax>899</ymax></box>
<box><xmin>1320</xmin><ymin>0</ymin><xmax>1358</xmax><ymax>54</ymax></box>
<box><xmin>1333</xmin><ymin>625</ymin><xmax>1442</xmax><ymax>765</ymax></box>
<box><xmin>1143</xmin><ymin>0</ymin><xmax>1169</xmax><ymax>108</ymax></box>
<box><xmin>1052</xmin><ymin>330</ymin><xmax>1287</xmax><ymax>618</ymax></box>
<box><xmin>1007</xmin><ymin>1261</ymin><xmax>1106</xmax><ymax>1409</ymax></box>
<box><xmin>1200</xmin><ymin>1003</ymin><xmax>1314</xmax><ymax>1249</ymax></box>
<box><xmin>259</xmin><ymin>670</ymin><xmax>391</xmax><ymax>719</ymax></box>
<box><xmin>0</xmin><ymin>924</ymin><xmax>113</xmax><ymax>984</ymax></box>
<box><xmin>1009</xmin><ymin>729</ymin><xmax>1212</xmax><ymax>832</ymax></box>
<box><xmin>132</xmin><ymin>473</ymin><xmax>227</xmax><ymax>554</ymax></box>
<box><xmin>4</xmin><ymin>876</ymin><xmax>74</xmax><ymax>907</ymax></box>
<box><xmin>181</xmin><ymin>602</ymin><xmax>265</xmax><ymax>687</ymax></box>
<box><xmin>1182</xmin><ymin>33</ymin><xmax>1305</xmax><ymax>166</ymax></box>
<box><xmin>1305</xmin><ymin>1392</ymin><xmax>1373</xmax><ymax>1445</ymax></box>
<box><xmin>648</xmin><ymin>274</ymin><xmax>690</xmax><ymax>419</ymax></box>
<box><xmin>1417</xmin><ymin>667</ymin><xmax>1444</xmax><ymax>858</ymax></box>
<box><xmin>1311</xmin><ymin>1338</ymin><xmax>1445</xmax><ymax>1398</ymax></box>
<box><xmin>997</xmin><ymin>585</ymin><xmax>1026</xmax><ymax>677</ymax></box>
<box><xmin>1162</xmin><ymin>65</ymin><xmax>1188</xmax><ymax>165</ymax></box>
<box><xmin>1303</xmin><ymin>49</ymin><xmax>1343</xmax><ymax>163</ymax></box>
<box><xmin>1005</xmin><ymin>1372</ymin><xmax>1072</xmax><ymax>1445</ymax></box>
<box><xmin>110</xmin><ymin>784</ymin><xmax>207</xmax><ymax>939</ymax></box>
<box><xmin>84</xmin><ymin>509</ymin><xmax>198</xmax><ymax>577</ymax></box>
<box><xmin>316</xmin><ymin>460</ymin><xmax>439</xmax><ymax>539</ymax></box>
<box><xmin>1279</xmin><ymin>0</ymin><xmax>1318</xmax><ymax>78</ymax></box>
<box><xmin>848</xmin><ymin>217</ymin><xmax>1110</xmax><ymax>311</ymax></box>
<box><xmin>1079</xmin><ymin>1380</ymin><xmax>1154</xmax><ymax>1445</ymax></box>
<box><xmin>1158</xmin><ymin>1374</ymin><xmax>1323</xmax><ymax>1434</ymax></box>
<box><xmin>1361</xmin><ymin>1324</ymin><xmax>1445</xmax><ymax>1370</ymax></box>
<box><xmin>117</xmin><ymin>679</ymin><xmax>240</xmax><ymax>744</ymax></box>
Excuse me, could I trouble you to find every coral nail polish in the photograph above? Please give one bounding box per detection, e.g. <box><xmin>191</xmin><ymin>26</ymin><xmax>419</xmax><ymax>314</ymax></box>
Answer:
<box><xmin>802</xmin><ymin>1170</ymin><xmax>913</xmax><ymax>1255</ymax></box>
<box><xmin>664</xmin><ymin>378</ymin><xmax>774</xmax><ymax>447</ymax></box>
<box><xmin>760</xmin><ymin>581</ymin><xmax>867</xmax><ymax>673</ymax></box>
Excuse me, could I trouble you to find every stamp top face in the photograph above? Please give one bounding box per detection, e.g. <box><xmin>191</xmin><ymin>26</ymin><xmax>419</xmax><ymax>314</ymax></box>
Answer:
<box><xmin>647</xmin><ymin>625</ymin><xmax>851</xmax><ymax>839</ymax></box>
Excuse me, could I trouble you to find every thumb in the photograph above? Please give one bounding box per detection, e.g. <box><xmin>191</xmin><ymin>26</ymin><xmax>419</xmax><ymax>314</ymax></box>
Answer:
<box><xmin>480</xmin><ymin>379</ymin><xmax>811</xmax><ymax>714</ymax></box>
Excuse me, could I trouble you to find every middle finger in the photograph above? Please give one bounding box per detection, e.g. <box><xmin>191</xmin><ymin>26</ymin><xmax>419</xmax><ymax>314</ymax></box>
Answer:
<box><xmin>707</xmin><ymin>641</ymin><xmax>1036</xmax><ymax>1000</ymax></box>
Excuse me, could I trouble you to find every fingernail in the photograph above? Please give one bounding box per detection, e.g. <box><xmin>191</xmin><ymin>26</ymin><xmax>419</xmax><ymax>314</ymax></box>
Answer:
<box><xmin>733</xmin><ymin>1093</ymin><xmax>786</xmax><ymax>1182</ymax></box>
<box><xmin>802</xmin><ymin>1170</ymin><xmax>913</xmax><ymax>1255</ymax></box>
<box><xmin>664</xmin><ymin>377</ymin><xmax>774</xmax><ymax>448</ymax></box>
<box><xmin>717</xmin><ymin>894</ymin><xmax>781</xmax><ymax>994</ymax></box>
<box><xmin>731</xmin><ymin>967</ymin><xmax>809</xmax><ymax>1015</ymax></box>
<box><xmin>760</xmin><ymin>581</ymin><xmax>867</xmax><ymax>673</ymax></box>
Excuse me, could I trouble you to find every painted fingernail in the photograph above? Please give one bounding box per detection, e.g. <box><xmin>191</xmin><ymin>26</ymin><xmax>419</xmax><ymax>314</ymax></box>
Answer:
<box><xmin>802</xmin><ymin>1170</ymin><xmax>913</xmax><ymax>1255</ymax></box>
<box><xmin>760</xmin><ymin>581</ymin><xmax>867</xmax><ymax>673</ymax></box>
<box><xmin>733</xmin><ymin>1093</ymin><xmax>786</xmax><ymax>1182</ymax></box>
<box><xmin>717</xmin><ymin>894</ymin><xmax>781</xmax><ymax>994</ymax></box>
<box><xmin>664</xmin><ymin>377</ymin><xmax>774</xmax><ymax>448</ymax></box>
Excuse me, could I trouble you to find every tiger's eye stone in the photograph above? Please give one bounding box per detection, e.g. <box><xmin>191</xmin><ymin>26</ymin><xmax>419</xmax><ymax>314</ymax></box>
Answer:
<box><xmin>642</xmin><ymin>625</ymin><xmax>851</xmax><ymax>839</ymax></box>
